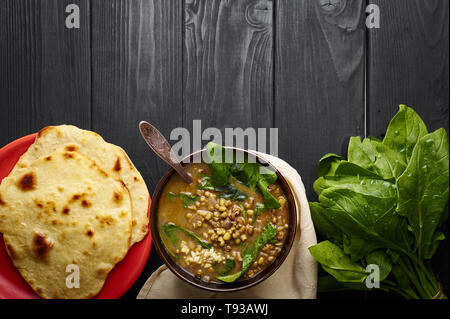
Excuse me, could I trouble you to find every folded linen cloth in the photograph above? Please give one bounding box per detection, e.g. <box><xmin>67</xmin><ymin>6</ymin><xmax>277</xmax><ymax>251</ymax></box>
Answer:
<box><xmin>137</xmin><ymin>153</ymin><xmax>318</xmax><ymax>299</ymax></box>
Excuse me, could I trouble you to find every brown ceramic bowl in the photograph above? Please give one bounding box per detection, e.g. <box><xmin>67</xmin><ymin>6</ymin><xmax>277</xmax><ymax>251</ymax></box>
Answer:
<box><xmin>149</xmin><ymin>148</ymin><xmax>298</xmax><ymax>292</ymax></box>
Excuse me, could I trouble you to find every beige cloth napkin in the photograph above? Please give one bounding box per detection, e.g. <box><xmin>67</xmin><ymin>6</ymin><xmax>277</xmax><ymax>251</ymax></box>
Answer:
<box><xmin>137</xmin><ymin>153</ymin><xmax>318</xmax><ymax>299</ymax></box>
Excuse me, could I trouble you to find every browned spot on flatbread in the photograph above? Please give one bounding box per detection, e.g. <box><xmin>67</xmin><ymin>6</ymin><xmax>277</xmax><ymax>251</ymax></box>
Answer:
<box><xmin>114</xmin><ymin>158</ymin><xmax>121</xmax><ymax>171</ymax></box>
<box><xmin>90</xmin><ymin>163</ymin><xmax>109</xmax><ymax>177</ymax></box>
<box><xmin>0</xmin><ymin>193</ymin><xmax>6</xmax><ymax>206</ymax></box>
<box><xmin>37</xmin><ymin>126</ymin><xmax>51</xmax><ymax>138</ymax></box>
<box><xmin>100</xmin><ymin>216</ymin><xmax>115</xmax><ymax>226</ymax></box>
<box><xmin>36</xmin><ymin>288</ymin><xmax>43</xmax><ymax>295</ymax></box>
<box><xmin>113</xmin><ymin>191</ymin><xmax>123</xmax><ymax>203</ymax></box>
<box><xmin>133</xmin><ymin>176</ymin><xmax>138</xmax><ymax>182</ymax></box>
<box><xmin>81</xmin><ymin>200</ymin><xmax>91</xmax><ymax>208</ymax></box>
<box><xmin>72</xmin><ymin>194</ymin><xmax>81</xmax><ymax>201</ymax></box>
<box><xmin>62</xmin><ymin>207</ymin><xmax>70</xmax><ymax>215</ymax></box>
<box><xmin>63</xmin><ymin>152</ymin><xmax>74</xmax><ymax>159</ymax></box>
<box><xmin>32</xmin><ymin>233</ymin><xmax>53</xmax><ymax>259</ymax></box>
<box><xmin>86</xmin><ymin>230</ymin><xmax>94</xmax><ymax>237</ymax></box>
<box><xmin>97</xmin><ymin>267</ymin><xmax>109</xmax><ymax>276</ymax></box>
<box><xmin>18</xmin><ymin>173</ymin><xmax>36</xmax><ymax>190</ymax></box>
<box><xmin>33</xmin><ymin>199</ymin><xmax>44</xmax><ymax>208</ymax></box>
<box><xmin>65</xmin><ymin>145</ymin><xmax>77</xmax><ymax>152</ymax></box>
<box><xmin>45</xmin><ymin>156</ymin><xmax>52</xmax><ymax>161</ymax></box>
<box><xmin>83</xmin><ymin>250</ymin><xmax>90</xmax><ymax>256</ymax></box>
<box><xmin>132</xmin><ymin>220</ymin><xmax>137</xmax><ymax>226</ymax></box>
<box><xmin>120</xmin><ymin>180</ymin><xmax>128</xmax><ymax>191</ymax></box>
<box><xmin>5</xmin><ymin>243</ymin><xmax>17</xmax><ymax>259</ymax></box>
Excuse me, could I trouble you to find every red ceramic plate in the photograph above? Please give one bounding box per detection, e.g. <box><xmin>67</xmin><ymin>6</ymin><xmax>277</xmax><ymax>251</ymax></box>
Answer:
<box><xmin>0</xmin><ymin>134</ymin><xmax>152</xmax><ymax>299</ymax></box>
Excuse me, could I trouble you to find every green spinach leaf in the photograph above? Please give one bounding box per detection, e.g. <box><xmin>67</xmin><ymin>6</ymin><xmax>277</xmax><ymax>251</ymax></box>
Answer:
<box><xmin>318</xmin><ymin>179</ymin><xmax>411</xmax><ymax>260</ymax></box>
<box><xmin>396</xmin><ymin>128</ymin><xmax>449</xmax><ymax>259</ymax></box>
<box><xmin>348</xmin><ymin>136</ymin><xmax>406</xmax><ymax>180</ymax></box>
<box><xmin>383</xmin><ymin>104</ymin><xmax>428</xmax><ymax>163</ymax></box>
<box><xmin>198</xmin><ymin>177</ymin><xmax>248</xmax><ymax>201</ymax></box>
<box><xmin>215</xmin><ymin>259</ymin><xmax>236</xmax><ymax>276</ymax></box>
<box><xmin>309</xmin><ymin>241</ymin><xmax>368</xmax><ymax>283</ymax></box>
<box><xmin>254</xmin><ymin>203</ymin><xmax>266</xmax><ymax>220</ymax></box>
<box><xmin>216</xmin><ymin>222</ymin><xmax>277</xmax><ymax>282</ymax></box>
<box><xmin>366</xmin><ymin>250</ymin><xmax>392</xmax><ymax>281</ymax></box>
<box><xmin>205</xmin><ymin>142</ymin><xmax>280</xmax><ymax>209</ymax></box>
<box><xmin>206</xmin><ymin>142</ymin><xmax>231</xmax><ymax>187</ymax></box>
<box><xmin>310</xmin><ymin>202</ymin><xmax>343</xmax><ymax>244</ymax></box>
<box><xmin>317</xmin><ymin>153</ymin><xmax>344</xmax><ymax>177</ymax></box>
<box><xmin>168</xmin><ymin>192</ymin><xmax>198</xmax><ymax>208</ymax></box>
<box><xmin>160</xmin><ymin>223</ymin><xmax>212</xmax><ymax>250</ymax></box>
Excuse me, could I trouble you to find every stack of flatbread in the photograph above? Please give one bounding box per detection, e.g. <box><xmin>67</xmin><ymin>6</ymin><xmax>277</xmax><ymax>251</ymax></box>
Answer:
<box><xmin>0</xmin><ymin>125</ymin><xmax>149</xmax><ymax>299</ymax></box>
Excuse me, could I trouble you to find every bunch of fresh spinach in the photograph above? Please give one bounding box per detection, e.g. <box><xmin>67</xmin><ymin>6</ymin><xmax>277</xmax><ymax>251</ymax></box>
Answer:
<box><xmin>309</xmin><ymin>105</ymin><xmax>449</xmax><ymax>299</ymax></box>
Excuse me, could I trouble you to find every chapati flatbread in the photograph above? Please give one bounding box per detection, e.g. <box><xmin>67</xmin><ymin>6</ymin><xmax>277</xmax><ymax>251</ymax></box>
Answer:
<box><xmin>15</xmin><ymin>125</ymin><xmax>149</xmax><ymax>245</ymax></box>
<box><xmin>0</xmin><ymin>151</ymin><xmax>132</xmax><ymax>299</ymax></box>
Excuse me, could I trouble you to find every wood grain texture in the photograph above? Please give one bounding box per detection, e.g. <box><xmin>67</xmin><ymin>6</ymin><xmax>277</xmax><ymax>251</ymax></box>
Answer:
<box><xmin>183</xmin><ymin>0</ymin><xmax>273</xmax><ymax>149</ymax></box>
<box><xmin>0</xmin><ymin>0</ymin><xmax>91</xmax><ymax>146</ymax></box>
<box><xmin>91</xmin><ymin>0</ymin><xmax>182</xmax><ymax>188</ymax></box>
<box><xmin>275</xmin><ymin>0</ymin><xmax>366</xmax><ymax>198</ymax></box>
<box><xmin>367</xmin><ymin>0</ymin><xmax>449</xmax><ymax>295</ymax></box>
<box><xmin>367</xmin><ymin>0</ymin><xmax>449</xmax><ymax>137</ymax></box>
<box><xmin>90</xmin><ymin>0</ymin><xmax>183</xmax><ymax>298</ymax></box>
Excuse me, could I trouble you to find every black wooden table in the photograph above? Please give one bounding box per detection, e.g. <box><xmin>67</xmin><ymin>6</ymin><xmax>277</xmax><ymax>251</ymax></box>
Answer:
<box><xmin>0</xmin><ymin>0</ymin><xmax>448</xmax><ymax>299</ymax></box>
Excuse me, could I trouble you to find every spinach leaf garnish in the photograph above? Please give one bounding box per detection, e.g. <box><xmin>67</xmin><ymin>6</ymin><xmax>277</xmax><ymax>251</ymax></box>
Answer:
<box><xmin>198</xmin><ymin>177</ymin><xmax>248</xmax><ymax>201</ymax></box>
<box><xmin>254</xmin><ymin>203</ymin><xmax>266</xmax><ymax>219</ymax></box>
<box><xmin>168</xmin><ymin>192</ymin><xmax>198</xmax><ymax>208</ymax></box>
<box><xmin>204</xmin><ymin>143</ymin><xmax>280</xmax><ymax>209</ymax></box>
<box><xmin>160</xmin><ymin>223</ymin><xmax>212</xmax><ymax>251</ymax></box>
<box><xmin>216</xmin><ymin>222</ymin><xmax>277</xmax><ymax>282</ymax></box>
<box><xmin>310</xmin><ymin>105</ymin><xmax>449</xmax><ymax>299</ymax></box>
<box><xmin>215</xmin><ymin>259</ymin><xmax>236</xmax><ymax>276</ymax></box>
<box><xmin>219</xmin><ymin>186</ymin><xmax>248</xmax><ymax>201</ymax></box>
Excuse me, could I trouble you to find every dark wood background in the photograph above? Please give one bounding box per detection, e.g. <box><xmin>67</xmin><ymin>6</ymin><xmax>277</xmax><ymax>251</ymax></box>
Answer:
<box><xmin>0</xmin><ymin>0</ymin><xmax>448</xmax><ymax>299</ymax></box>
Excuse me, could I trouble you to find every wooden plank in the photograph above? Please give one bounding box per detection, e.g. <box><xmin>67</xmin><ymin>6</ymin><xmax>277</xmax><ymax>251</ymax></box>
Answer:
<box><xmin>367</xmin><ymin>0</ymin><xmax>449</xmax><ymax>137</ymax></box>
<box><xmin>90</xmin><ymin>0</ymin><xmax>183</xmax><ymax>297</ymax></box>
<box><xmin>91</xmin><ymin>0</ymin><xmax>183</xmax><ymax>190</ymax></box>
<box><xmin>183</xmin><ymin>0</ymin><xmax>274</xmax><ymax>150</ymax></box>
<box><xmin>0</xmin><ymin>0</ymin><xmax>91</xmax><ymax>146</ymax></box>
<box><xmin>275</xmin><ymin>0</ymin><xmax>366</xmax><ymax>198</ymax></box>
<box><xmin>367</xmin><ymin>0</ymin><xmax>449</xmax><ymax>296</ymax></box>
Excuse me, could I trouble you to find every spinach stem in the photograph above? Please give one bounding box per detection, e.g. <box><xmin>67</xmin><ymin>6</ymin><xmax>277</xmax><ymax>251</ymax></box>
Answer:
<box><xmin>398</xmin><ymin>257</ymin><xmax>429</xmax><ymax>298</ymax></box>
<box><xmin>386</xmin><ymin>286</ymin><xmax>414</xmax><ymax>299</ymax></box>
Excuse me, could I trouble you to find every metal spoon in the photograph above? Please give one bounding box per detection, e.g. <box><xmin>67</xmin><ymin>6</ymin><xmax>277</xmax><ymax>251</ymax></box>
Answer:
<box><xmin>139</xmin><ymin>121</ymin><xmax>193</xmax><ymax>184</ymax></box>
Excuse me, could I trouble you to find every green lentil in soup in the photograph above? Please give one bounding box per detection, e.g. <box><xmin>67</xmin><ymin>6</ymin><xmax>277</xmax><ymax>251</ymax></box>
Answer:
<box><xmin>157</xmin><ymin>162</ymin><xmax>289</xmax><ymax>283</ymax></box>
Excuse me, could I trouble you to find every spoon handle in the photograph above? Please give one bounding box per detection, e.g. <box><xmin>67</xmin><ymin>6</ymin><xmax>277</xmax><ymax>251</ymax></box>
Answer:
<box><xmin>139</xmin><ymin>121</ymin><xmax>193</xmax><ymax>184</ymax></box>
